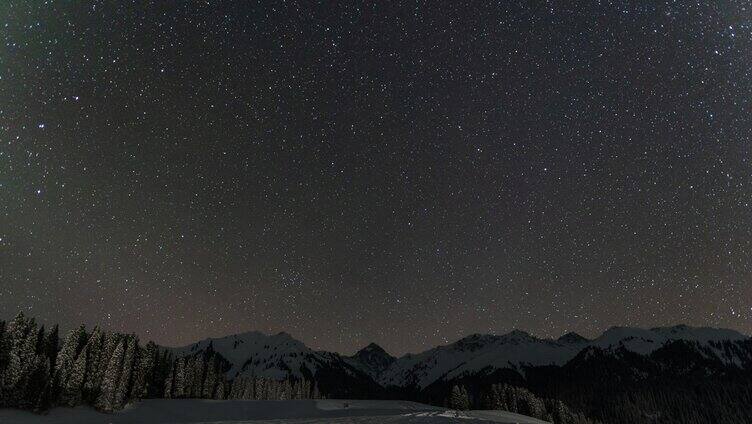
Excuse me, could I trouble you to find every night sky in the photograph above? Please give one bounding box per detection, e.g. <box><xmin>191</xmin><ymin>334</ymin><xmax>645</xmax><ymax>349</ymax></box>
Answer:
<box><xmin>1</xmin><ymin>1</ymin><xmax>751</xmax><ymax>355</ymax></box>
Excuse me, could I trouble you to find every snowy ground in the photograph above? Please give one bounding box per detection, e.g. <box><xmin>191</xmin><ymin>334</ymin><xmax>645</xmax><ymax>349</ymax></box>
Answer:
<box><xmin>0</xmin><ymin>399</ymin><xmax>550</xmax><ymax>424</ymax></box>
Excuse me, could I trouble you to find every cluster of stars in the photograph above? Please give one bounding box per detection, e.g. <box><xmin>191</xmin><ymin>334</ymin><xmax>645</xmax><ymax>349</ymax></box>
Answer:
<box><xmin>0</xmin><ymin>1</ymin><xmax>750</xmax><ymax>355</ymax></box>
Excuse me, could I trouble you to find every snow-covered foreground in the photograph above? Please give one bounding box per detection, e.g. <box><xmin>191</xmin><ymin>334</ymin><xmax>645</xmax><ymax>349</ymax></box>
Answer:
<box><xmin>0</xmin><ymin>399</ymin><xmax>549</xmax><ymax>424</ymax></box>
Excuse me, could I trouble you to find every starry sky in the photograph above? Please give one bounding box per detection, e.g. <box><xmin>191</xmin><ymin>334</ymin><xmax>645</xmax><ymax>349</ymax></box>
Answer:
<box><xmin>1</xmin><ymin>1</ymin><xmax>751</xmax><ymax>355</ymax></box>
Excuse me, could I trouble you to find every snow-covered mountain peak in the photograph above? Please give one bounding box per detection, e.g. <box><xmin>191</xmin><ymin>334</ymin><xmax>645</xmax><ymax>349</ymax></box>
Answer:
<box><xmin>358</xmin><ymin>342</ymin><xmax>390</xmax><ymax>355</ymax></box>
<box><xmin>346</xmin><ymin>342</ymin><xmax>396</xmax><ymax>379</ymax></box>
<box><xmin>377</xmin><ymin>330</ymin><xmax>580</xmax><ymax>388</ymax></box>
<box><xmin>593</xmin><ymin>325</ymin><xmax>748</xmax><ymax>355</ymax></box>
<box><xmin>377</xmin><ymin>325</ymin><xmax>750</xmax><ymax>389</ymax></box>
<box><xmin>505</xmin><ymin>329</ymin><xmax>534</xmax><ymax>338</ymax></box>
<box><xmin>557</xmin><ymin>331</ymin><xmax>590</xmax><ymax>344</ymax></box>
<box><xmin>648</xmin><ymin>325</ymin><xmax>747</xmax><ymax>342</ymax></box>
<box><xmin>453</xmin><ymin>333</ymin><xmax>503</xmax><ymax>351</ymax></box>
<box><xmin>500</xmin><ymin>330</ymin><xmax>539</xmax><ymax>343</ymax></box>
<box><xmin>170</xmin><ymin>330</ymin><xmax>330</xmax><ymax>380</ymax></box>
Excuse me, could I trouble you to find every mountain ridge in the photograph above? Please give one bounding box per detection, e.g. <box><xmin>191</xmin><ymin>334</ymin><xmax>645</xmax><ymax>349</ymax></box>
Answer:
<box><xmin>166</xmin><ymin>324</ymin><xmax>750</xmax><ymax>390</ymax></box>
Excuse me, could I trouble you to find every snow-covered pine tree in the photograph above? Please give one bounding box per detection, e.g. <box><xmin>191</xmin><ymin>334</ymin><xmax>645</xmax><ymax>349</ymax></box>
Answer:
<box><xmin>449</xmin><ymin>384</ymin><xmax>470</xmax><ymax>411</ymax></box>
<box><xmin>0</xmin><ymin>319</ymin><xmax>7</xmax><ymax>382</ymax></box>
<box><xmin>1</xmin><ymin>314</ymin><xmax>24</xmax><ymax>402</ymax></box>
<box><xmin>279</xmin><ymin>379</ymin><xmax>292</xmax><ymax>400</ymax></box>
<box><xmin>113</xmin><ymin>336</ymin><xmax>137</xmax><ymax>409</ymax></box>
<box><xmin>186</xmin><ymin>356</ymin><xmax>197</xmax><ymax>398</ymax></box>
<box><xmin>304</xmin><ymin>379</ymin><xmax>312</xmax><ymax>399</ymax></box>
<box><xmin>231</xmin><ymin>377</ymin><xmax>242</xmax><ymax>399</ymax></box>
<box><xmin>236</xmin><ymin>377</ymin><xmax>247</xmax><ymax>399</ymax></box>
<box><xmin>252</xmin><ymin>377</ymin><xmax>264</xmax><ymax>399</ymax></box>
<box><xmin>82</xmin><ymin>327</ymin><xmax>105</xmax><ymax>402</ymax></box>
<box><xmin>293</xmin><ymin>379</ymin><xmax>303</xmax><ymax>399</ymax></box>
<box><xmin>173</xmin><ymin>357</ymin><xmax>186</xmax><ymax>398</ymax></box>
<box><xmin>202</xmin><ymin>355</ymin><xmax>217</xmax><ymax>399</ymax></box>
<box><xmin>304</xmin><ymin>380</ymin><xmax>312</xmax><ymax>399</ymax></box>
<box><xmin>492</xmin><ymin>384</ymin><xmax>506</xmax><ymax>410</ymax></box>
<box><xmin>22</xmin><ymin>354</ymin><xmax>50</xmax><ymax>411</ymax></box>
<box><xmin>481</xmin><ymin>384</ymin><xmax>601</xmax><ymax>424</ymax></box>
<box><xmin>214</xmin><ymin>378</ymin><xmax>226</xmax><ymax>400</ymax></box>
<box><xmin>61</xmin><ymin>343</ymin><xmax>88</xmax><ymax>406</ymax></box>
<box><xmin>2</xmin><ymin>313</ymin><xmax>38</xmax><ymax>407</ymax></box>
<box><xmin>163</xmin><ymin>360</ymin><xmax>175</xmax><ymax>399</ymax></box>
<box><xmin>523</xmin><ymin>391</ymin><xmax>545</xmax><ymax>418</ymax></box>
<box><xmin>262</xmin><ymin>378</ymin><xmax>272</xmax><ymax>400</ymax></box>
<box><xmin>90</xmin><ymin>331</ymin><xmax>120</xmax><ymax>396</ymax></box>
<box><xmin>273</xmin><ymin>379</ymin><xmax>282</xmax><ymax>400</ymax></box>
<box><xmin>53</xmin><ymin>325</ymin><xmax>86</xmax><ymax>403</ymax></box>
<box><xmin>95</xmin><ymin>339</ymin><xmax>125</xmax><ymax>412</ymax></box>
<box><xmin>548</xmin><ymin>399</ymin><xmax>570</xmax><ymax>424</ymax></box>
<box><xmin>498</xmin><ymin>384</ymin><xmax>518</xmax><ymax>413</ymax></box>
<box><xmin>234</xmin><ymin>377</ymin><xmax>248</xmax><ymax>399</ymax></box>
<box><xmin>191</xmin><ymin>354</ymin><xmax>206</xmax><ymax>398</ymax></box>
<box><xmin>131</xmin><ymin>340</ymin><xmax>157</xmax><ymax>399</ymax></box>
<box><xmin>227</xmin><ymin>377</ymin><xmax>239</xmax><ymax>399</ymax></box>
<box><xmin>275</xmin><ymin>379</ymin><xmax>283</xmax><ymax>400</ymax></box>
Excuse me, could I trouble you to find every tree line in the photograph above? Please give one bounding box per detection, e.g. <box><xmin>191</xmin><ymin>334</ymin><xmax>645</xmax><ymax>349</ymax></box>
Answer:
<box><xmin>0</xmin><ymin>313</ymin><xmax>321</xmax><ymax>414</ymax></box>
<box><xmin>447</xmin><ymin>383</ymin><xmax>600</xmax><ymax>424</ymax></box>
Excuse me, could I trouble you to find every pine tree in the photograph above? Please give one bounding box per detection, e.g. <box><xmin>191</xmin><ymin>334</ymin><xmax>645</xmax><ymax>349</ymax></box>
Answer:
<box><xmin>279</xmin><ymin>379</ymin><xmax>292</xmax><ymax>400</ymax></box>
<box><xmin>131</xmin><ymin>341</ymin><xmax>157</xmax><ymax>399</ymax></box>
<box><xmin>23</xmin><ymin>355</ymin><xmax>50</xmax><ymax>411</ymax></box>
<box><xmin>2</xmin><ymin>313</ymin><xmax>37</xmax><ymax>407</ymax></box>
<box><xmin>1</xmin><ymin>314</ymin><xmax>25</xmax><ymax>400</ymax></box>
<box><xmin>53</xmin><ymin>325</ymin><xmax>86</xmax><ymax>403</ymax></box>
<box><xmin>449</xmin><ymin>384</ymin><xmax>470</xmax><ymax>411</ymax></box>
<box><xmin>215</xmin><ymin>378</ymin><xmax>226</xmax><ymax>400</ymax></box>
<box><xmin>35</xmin><ymin>374</ymin><xmax>56</xmax><ymax>413</ymax></box>
<box><xmin>189</xmin><ymin>354</ymin><xmax>205</xmax><ymax>398</ymax></box>
<box><xmin>16</xmin><ymin>320</ymin><xmax>41</xmax><ymax>399</ymax></box>
<box><xmin>163</xmin><ymin>361</ymin><xmax>175</xmax><ymax>399</ymax></box>
<box><xmin>227</xmin><ymin>378</ymin><xmax>237</xmax><ymax>399</ymax></box>
<box><xmin>173</xmin><ymin>357</ymin><xmax>186</xmax><ymax>398</ymax></box>
<box><xmin>229</xmin><ymin>377</ymin><xmax>244</xmax><ymax>399</ymax></box>
<box><xmin>113</xmin><ymin>336</ymin><xmax>137</xmax><ymax>409</ymax></box>
<box><xmin>43</xmin><ymin>325</ymin><xmax>59</xmax><ymax>369</ymax></box>
<box><xmin>252</xmin><ymin>377</ymin><xmax>263</xmax><ymax>399</ymax></box>
<box><xmin>82</xmin><ymin>328</ymin><xmax>105</xmax><ymax>402</ymax></box>
<box><xmin>95</xmin><ymin>339</ymin><xmax>125</xmax><ymax>412</ymax></box>
<box><xmin>202</xmin><ymin>356</ymin><xmax>217</xmax><ymax>399</ymax></box>
<box><xmin>61</xmin><ymin>344</ymin><xmax>88</xmax><ymax>406</ymax></box>
<box><xmin>32</xmin><ymin>325</ymin><xmax>45</xmax><ymax>356</ymax></box>
<box><xmin>0</xmin><ymin>319</ymin><xmax>8</xmax><ymax>383</ymax></box>
<box><xmin>153</xmin><ymin>350</ymin><xmax>172</xmax><ymax>398</ymax></box>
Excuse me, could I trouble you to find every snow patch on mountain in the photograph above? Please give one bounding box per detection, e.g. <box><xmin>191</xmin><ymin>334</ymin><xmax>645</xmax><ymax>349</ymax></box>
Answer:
<box><xmin>379</xmin><ymin>325</ymin><xmax>749</xmax><ymax>388</ymax></box>
<box><xmin>378</xmin><ymin>331</ymin><xmax>582</xmax><ymax>388</ymax></box>
<box><xmin>591</xmin><ymin>325</ymin><xmax>748</xmax><ymax>355</ymax></box>
<box><xmin>169</xmin><ymin>331</ymin><xmax>341</xmax><ymax>380</ymax></box>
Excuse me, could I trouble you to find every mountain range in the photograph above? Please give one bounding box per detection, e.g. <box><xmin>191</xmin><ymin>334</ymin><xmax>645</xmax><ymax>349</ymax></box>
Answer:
<box><xmin>168</xmin><ymin>324</ymin><xmax>750</xmax><ymax>390</ymax></box>
<box><xmin>165</xmin><ymin>324</ymin><xmax>752</xmax><ymax>423</ymax></box>
<box><xmin>3</xmin><ymin>311</ymin><xmax>751</xmax><ymax>424</ymax></box>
